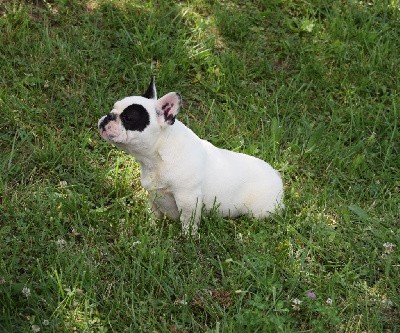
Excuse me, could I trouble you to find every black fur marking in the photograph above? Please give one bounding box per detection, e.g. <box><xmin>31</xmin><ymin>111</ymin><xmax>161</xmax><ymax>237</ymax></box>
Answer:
<box><xmin>120</xmin><ymin>104</ymin><xmax>150</xmax><ymax>132</ymax></box>
<box><xmin>162</xmin><ymin>103</ymin><xmax>170</xmax><ymax>110</ymax></box>
<box><xmin>164</xmin><ymin>109</ymin><xmax>175</xmax><ymax>125</ymax></box>
<box><xmin>100</xmin><ymin>112</ymin><xmax>117</xmax><ymax>129</ymax></box>
<box><xmin>142</xmin><ymin>76</ymin><xmax>156</xmax><ymax>99</ymax></box>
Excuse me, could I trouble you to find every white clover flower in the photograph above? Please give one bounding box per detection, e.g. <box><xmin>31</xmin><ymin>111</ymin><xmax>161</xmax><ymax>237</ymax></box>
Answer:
<box><xmin>383</xmin><ymin>242</ymin><xmax>396</xmax><ymax>254</ymax></box>
<box><xmin>291</xmin><ymin>298</ymin><xmax>302</xmax><ymax>311</ymax></box>
<box><xmin>42</xmin><ymin>320</ymin><xmax>49</xmax><ymax>326</ymax></box>
<box><xmin>59</xmin><ymin>180</ymin><xmax>68</xmax><ymax>188</ymax></box>
<box><xmin>326</xmin><ymin>298</ymin><xmax>333</xmax><ymax>305</ymax></box>
<box><xmin>56</xmin><ymin>239</ymin><xmax>67</xmax><ymax>248</ymax></box>
<box><xmin>22</xmin><ymin>286</ymin><xmax>31</xmax><ymax>298</ymax></box>
<box><xmin>132</xmin><ymin>240</ymin><xmax>141</xmax><ymax>247</ymax></box>
<box><xmin>31</xmin><ymin>324</ymin><xmax>40</xmax><ymax>332</ymax></box>
<box><xmin>291</xmin><ymin>298</ymin><xmax>302</xmax><ymax>305</ymax></box>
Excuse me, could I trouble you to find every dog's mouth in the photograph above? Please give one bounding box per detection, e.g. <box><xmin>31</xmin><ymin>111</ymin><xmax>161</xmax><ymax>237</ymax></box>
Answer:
<box><xmin>100</xmin><ymin>128</ymin><xmax>115</xmax><ymax>141</ymax></box>
<box><xmin>100</xmin><ymin>128</ymin><xmax>107</xmax><ymax>138</ymax></box>
<box><xmin>98</xmin><ymin>114</ymin><xmax>118</xmax><ymax>141</ymax></box>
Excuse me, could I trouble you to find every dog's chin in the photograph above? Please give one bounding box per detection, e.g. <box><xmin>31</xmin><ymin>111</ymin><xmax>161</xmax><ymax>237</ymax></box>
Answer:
<box><xmin>99</xmin><ymin>129</ymin><xmax>107</xmax><ymax>140</ymax></box>
<box><xmin>100</xmin><ymin>129</ymin><xmax>126</xmax><ymax>144</ymax></box>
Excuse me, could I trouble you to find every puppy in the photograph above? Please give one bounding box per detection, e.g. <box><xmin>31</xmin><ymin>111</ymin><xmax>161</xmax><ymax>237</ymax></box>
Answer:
<box><xmin>98</xmin><ymin>77</ymin><xmax>284</xmax><ymax>235</ymax></box>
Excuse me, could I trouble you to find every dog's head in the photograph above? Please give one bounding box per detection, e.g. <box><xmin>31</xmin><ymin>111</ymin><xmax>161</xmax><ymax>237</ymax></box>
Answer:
<box><xmin>98</xmin><ymin>77</ymin><xmax>181</xmax><ymax>152</ymax></box>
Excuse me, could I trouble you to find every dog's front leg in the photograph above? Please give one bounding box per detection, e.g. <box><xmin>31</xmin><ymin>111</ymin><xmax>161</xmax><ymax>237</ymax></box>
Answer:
<box><xmin>148</xmin><ymin>190</ymin><xmax>165</xmax><ymax>220</ymax></box>
<box><xmin>148</xmin><ymin>189</ymin><xmax>180</xmax><ymax>222</ymax></box>
<box><xmin>174</xmin><ymin>191</ymin><xmax>202</xmax><ymax>236</ymax></box>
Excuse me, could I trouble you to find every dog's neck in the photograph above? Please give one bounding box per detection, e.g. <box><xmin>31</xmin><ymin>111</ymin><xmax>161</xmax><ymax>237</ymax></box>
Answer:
<box><xmin>122</xmin><ymin>144</ymin><xmax>160</xmax><ymax>171</ymax></box>
<box><xmin>118</xmin><ymin>125</ymin><xmax>174</xmax><ymax>171</ymax></box>
<box><xmin>116</xmin><ymin>121</ymin><xmax>189</xmax><ymax>182</ymax></box>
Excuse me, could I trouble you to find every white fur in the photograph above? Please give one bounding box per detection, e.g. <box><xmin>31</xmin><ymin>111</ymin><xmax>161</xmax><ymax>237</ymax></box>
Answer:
<box><xmin>98</xmin><ymin>90</ymin><xmax>284</xmax><ymax>235</ymax></box>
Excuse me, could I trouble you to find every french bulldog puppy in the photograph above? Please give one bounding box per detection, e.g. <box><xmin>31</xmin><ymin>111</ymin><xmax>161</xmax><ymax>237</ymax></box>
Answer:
<box><xmin>98</xmin><ymin>77</ymin><xmax>284</xmax><ymax>235</ymax></box>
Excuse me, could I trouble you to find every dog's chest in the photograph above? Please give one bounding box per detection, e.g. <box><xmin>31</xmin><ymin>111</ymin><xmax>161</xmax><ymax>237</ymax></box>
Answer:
<box><xmin>141</xmin><ymin>165</ymin><xmax>179</xmax><ymax>219</ymax></box>
<box><xmin>140</xmin><ymin>165</ymin><xmax>167</xmax><ymax>191</ymax></box>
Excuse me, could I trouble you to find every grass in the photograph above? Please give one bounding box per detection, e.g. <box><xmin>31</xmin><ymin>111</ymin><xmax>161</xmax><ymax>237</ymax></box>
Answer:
<box><xmin>0</xmin><ymin>0</ymin><xmax>399</xmax><ymax>332</ymax></box>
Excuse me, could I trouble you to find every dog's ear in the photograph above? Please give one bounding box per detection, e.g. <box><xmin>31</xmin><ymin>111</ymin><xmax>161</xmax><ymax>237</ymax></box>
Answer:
<box><xmin>142</xmin><ymin>76</ymin><xmax>157</xmax><ymax>100</ymax></box>
<box><xmin>155</xmin><ymin>92</ymin><xmax>181</xmax><ymax>127</ymax></box>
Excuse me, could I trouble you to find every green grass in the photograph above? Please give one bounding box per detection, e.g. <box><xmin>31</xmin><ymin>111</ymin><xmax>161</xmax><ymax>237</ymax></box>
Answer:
<box><xmin>0</xmin><ymin>0</ymin><xmax>399</xmax><ymax>332</ymax></box>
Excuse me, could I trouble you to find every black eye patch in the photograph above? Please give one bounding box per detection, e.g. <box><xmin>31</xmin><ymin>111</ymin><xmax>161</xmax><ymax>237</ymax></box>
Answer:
<box><xmin>120</xmin><ymin>104</ymin><xmax>150</xmax><ymax>132</ymax></box>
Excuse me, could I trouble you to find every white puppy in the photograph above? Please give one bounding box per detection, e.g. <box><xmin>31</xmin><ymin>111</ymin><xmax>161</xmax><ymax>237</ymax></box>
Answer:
<box><xmin>98</xmin><ymin>78</ymin><xmax>284</xmax><ymax>235</ymax></box>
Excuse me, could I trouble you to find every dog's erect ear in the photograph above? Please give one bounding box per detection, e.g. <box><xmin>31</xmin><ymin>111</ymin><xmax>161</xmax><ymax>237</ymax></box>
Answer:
<box><xmin>142</xmin><ymin>76</ymin><xmax>157</xmax><ymax>100</ymax></box>
<box><xmin>155</xmin><ymin>92</ymin><xmax>181</xmax><ymax>127</ymax></box>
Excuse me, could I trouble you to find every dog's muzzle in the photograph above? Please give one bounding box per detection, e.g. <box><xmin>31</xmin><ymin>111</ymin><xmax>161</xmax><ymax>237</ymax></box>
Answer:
<box><xmin>98</xmin><ymin>113</ymin><xmax>118</xmax><ymax>141</ymax></box>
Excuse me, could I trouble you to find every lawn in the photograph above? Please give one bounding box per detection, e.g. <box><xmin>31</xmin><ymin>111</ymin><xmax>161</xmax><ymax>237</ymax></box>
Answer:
<box><xmin>0</xmin><ymin>0</ymin><xmax>399</xmax><ymax>332</ymax></box>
